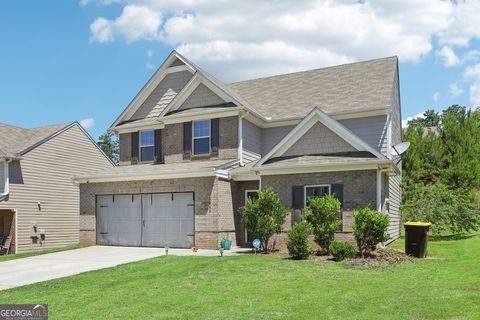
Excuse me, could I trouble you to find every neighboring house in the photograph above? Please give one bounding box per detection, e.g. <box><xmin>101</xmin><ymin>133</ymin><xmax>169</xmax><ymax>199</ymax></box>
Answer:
<box><xmin>0</xmin><ymin>122</ymin><xmax>113</xmax><ymax>253</ymax></box>
<box><xmin>75</xmin><ymin>51</ymin><xmax>402</xmax><ymax>249</ymax></box>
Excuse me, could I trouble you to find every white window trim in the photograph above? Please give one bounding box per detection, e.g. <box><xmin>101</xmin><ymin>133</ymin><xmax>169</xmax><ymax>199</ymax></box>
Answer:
<box><xmin>139</xmin><ymin>130</ymin><xmax>155</xmax><ymax>162</ymax></box>
<box><xmin>244</xmin><ymin>190</ymin><xmax>259</xmax><ymax>242</ymax></box>
<box><xmin>192</xmin><ymin>119</ymin><xmax>211</xmax><ymax>156</ymax></box>
<box><xmin>304</xmin><ymin>184</ymin><xmax>331</xmax><ymax>208</ymax></box>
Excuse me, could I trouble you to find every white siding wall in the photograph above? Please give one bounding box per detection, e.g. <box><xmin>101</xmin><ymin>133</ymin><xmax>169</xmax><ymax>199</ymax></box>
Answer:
<box><xmin>242</xmin><ymin>120</ymin><xmax>262</xmax><ymax>163</ymax></box>
<box><xmin>339</xmin><ymin>115</ymin><xmax>388</xmax><ymax>155</ymax></box>
<box><xmin>0</xmin><ymin>125</ymin><xmax>113</xmax><ymax>252</ymax></box>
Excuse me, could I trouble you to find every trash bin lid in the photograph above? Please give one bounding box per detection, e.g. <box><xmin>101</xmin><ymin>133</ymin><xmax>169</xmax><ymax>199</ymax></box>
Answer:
<box><xmin>404</xmin><ymin>221</ymin><xmax>432</xmax><ymax>227</ymax></box>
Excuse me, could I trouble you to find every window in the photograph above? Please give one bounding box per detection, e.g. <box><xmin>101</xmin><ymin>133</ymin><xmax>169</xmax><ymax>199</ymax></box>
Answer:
<box><xmin>193</xmin><ymin>120</ymin><xmax>210</xmax><ymax>155</ymax></box>
<box><xmin>140</xmin><ymin>130</ymin><xmax>154</xmax><ymax>161</ymax></box>
<box><xmin>304</xmin><ymin>185</ymin><xmax>331</xmax><ymax>207</ymax></box>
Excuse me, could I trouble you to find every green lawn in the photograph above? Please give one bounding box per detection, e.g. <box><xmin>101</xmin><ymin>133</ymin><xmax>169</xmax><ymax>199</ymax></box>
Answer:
<box><xmin>0</xmin><ymin>244</ymin><xmax>88</xmax><ymax>262</ymax></box>
<box><xmin>1</xmin><ymin>235</ymin><xmax>479</xmax><ymax>320</ymax></box>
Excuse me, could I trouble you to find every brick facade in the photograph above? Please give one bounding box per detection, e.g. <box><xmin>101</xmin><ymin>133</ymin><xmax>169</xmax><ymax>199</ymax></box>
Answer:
<box><xmin>261</xmin><ymin>170</ymin><xmax>377</xmax><ymax>244</ymax></box>
<box><xmin>119</xmin><ymin>116</ymin><xmax>238</xmax><ymax>164</ymax></box>
<box><xmin>79</xmin><ymin>176</ymin><xmax>237</xmax><ymax>249</ymax></box>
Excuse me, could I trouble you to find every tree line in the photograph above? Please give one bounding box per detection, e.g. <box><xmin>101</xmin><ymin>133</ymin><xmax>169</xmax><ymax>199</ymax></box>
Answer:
<box><xmin>402</xmin><ymin>105</ymin><xmax>480</xmax><ymax>235</ymax></box>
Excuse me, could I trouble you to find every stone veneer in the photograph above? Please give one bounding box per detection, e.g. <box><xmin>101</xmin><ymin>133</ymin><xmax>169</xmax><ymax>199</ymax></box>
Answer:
<box><xmin>79</xmin><ymin>176</ymin><xmax>236</xmax><ymax>249</ymax></box>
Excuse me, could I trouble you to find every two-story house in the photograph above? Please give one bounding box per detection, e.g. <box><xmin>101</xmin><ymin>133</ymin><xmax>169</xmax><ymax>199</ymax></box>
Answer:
<box><xmin>75</xmin><ymin>51</ymin><xmax>402</xmax><ymax>249</ymax></box>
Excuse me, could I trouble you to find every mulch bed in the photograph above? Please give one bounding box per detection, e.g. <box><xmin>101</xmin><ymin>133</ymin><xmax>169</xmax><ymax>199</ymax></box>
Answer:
<box><xmin>347</xmin><ymin>249</ymin><xmax>413</xmax><ymax>267</ymax></box>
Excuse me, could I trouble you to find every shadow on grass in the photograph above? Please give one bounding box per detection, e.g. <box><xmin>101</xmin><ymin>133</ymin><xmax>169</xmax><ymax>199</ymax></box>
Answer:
<box><xmin>430</xmin><ymin>233</ymin><xmax>478</xmax><ymax>242</ymax></box>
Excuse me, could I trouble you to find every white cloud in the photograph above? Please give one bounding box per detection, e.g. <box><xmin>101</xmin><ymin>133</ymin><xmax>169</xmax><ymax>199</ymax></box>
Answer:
<box><xmin>80</xmin><ymin>118</ymin><xmax>95</xmax><ymax>129</ymax></box>
<box><xmin>436</xmin><ymin>46</ymin><xmax>460</xmax><ymax>67</ymax></box>
<box><xmin>436</xmin><ymin>46</ymin><xmax>480</xmax><ymax>67</ymax></box>
<box><xmin>90</xmin><ymin>5</ymin><xmax>162</xmax><ymax>43</ymax></box>
<box><xmin>87</xmin><ymin>0</ymin><xmax>480</xmax><ymax>80</ymax></box>
<box><xmin>464</xmin><ymin>63</ymin><xmax>480</xmax><ymax>108</ymax></box>
<box><xmin>402</xmin><ymin>113</ymin><xmax>425</xmax><ymax>128</ymax></box>
<box><xmin>448</xmin><ymin>83</ymin><xmax>463</xmax><ymax>97</ymax></box>
<box><xmin>80</xmin><ymin>0</ymin><xmax>123</xmax><ymax>6</ymax></box>
<box><xmin>432</xmin><ymin>92</ymin><xmax>440</xmax><ymax>102</ymax></box>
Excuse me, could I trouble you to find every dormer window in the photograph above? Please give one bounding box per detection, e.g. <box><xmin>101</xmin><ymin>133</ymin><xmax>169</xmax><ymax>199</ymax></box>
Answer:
<box><xmin>193</xmin><ymin>120</ymin><xmax>211</xmax><ymax>155</ymax></box>
<box><xmin>140</xmin><ymin>130</ymin><xmax>154</xmax><ymax>161</ymax></box>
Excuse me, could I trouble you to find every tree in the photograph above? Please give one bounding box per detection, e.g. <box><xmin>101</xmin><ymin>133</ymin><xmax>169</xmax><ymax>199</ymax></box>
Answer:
<box><xmin>402</xmin><ymin>183</ymin><xmax>479</xmax><ymax>236</ymax></box>
<box><xmin>304</xmin><ymin>195</ymin><xmax>342</xmax><ymax>252</ymax></box>
<box><xmin>97</xmin><ymin>131</ymin><xmax>119</xmax><ymax>164</ymax></box>
<box><xmin>240</xmin><ymin>187</ymin><xmax>289</xmax><ymax>253</ymax></box>
<box><xmin>408</xmin><ymin>109</ymin><xmax>441</xmax><ymax>127</ymax></box>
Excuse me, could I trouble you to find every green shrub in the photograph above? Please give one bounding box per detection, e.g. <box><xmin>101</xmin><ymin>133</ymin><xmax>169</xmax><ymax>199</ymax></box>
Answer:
<box><xmin>287</xmin><ymin>221</ymin><xmax>312</xmax><ymax>260</ymax></box>
<box><xmin>353</xmin><ymin>208</ymin><xmax>390</xmax><ymax>257</ymax></box>
<box><xmin>240</xmin><ymin>187</ymin><xmax>289</xmax><ymax>253</ymax></box>
<box><xmin>304</xmin><ymin>195</ymin><xmax>342</xmax><ymax>252</ymax></box>
<box><xmin>402</xmin><ymin>183</ymin><xmax>479</xmax><ymax>236</ymax></box>
<box><xmin>329</xmin><ymin>241</ymin><xmax>356</xmax><ymax>261</ymax></box>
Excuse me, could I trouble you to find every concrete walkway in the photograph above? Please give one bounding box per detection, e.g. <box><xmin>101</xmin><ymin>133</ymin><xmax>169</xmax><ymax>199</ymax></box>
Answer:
<box><xmin>0</xmin><ymin>245</ymin><xmax>249</xmax><ymax>290</ymax></box>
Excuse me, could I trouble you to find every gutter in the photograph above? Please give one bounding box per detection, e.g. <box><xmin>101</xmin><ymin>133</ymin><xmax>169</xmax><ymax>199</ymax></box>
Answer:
<box><xmin>0</xmin><ymin>158</ymin><xmax>12</xmax><ymax>202</ymax></box>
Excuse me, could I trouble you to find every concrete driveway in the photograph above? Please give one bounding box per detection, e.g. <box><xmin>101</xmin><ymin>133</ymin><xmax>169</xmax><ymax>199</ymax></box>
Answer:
<box><xmin>0</xmin><ymin>245</ymin><xmax>246</xmax><ymax>290</ymax></box>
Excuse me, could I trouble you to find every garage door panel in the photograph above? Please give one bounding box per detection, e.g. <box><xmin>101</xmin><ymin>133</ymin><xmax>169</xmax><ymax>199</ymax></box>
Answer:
<box><xmin>97</xmin><ymin>192</ymin><xmax>194</xmax><ymax>248</ymax></box>
<box><xmin>96</xmin><ymin>195</ymin><xmax>142</xmax><ymax>246</ymax></box>
<box><xmin>142</xmin><ymin>193</ymin><xmax>194</xmax><ymax>248</ymax></box>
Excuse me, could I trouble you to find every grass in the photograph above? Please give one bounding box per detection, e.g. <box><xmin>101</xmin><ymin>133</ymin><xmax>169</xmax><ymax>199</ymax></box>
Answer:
<box><xmin>0</xmin><ymin>244</ymin><xmax>88</xmax><ymax>262</ymax></box>
<box><xmin>0</xmin><ymin>234</ymin><xmax>479</xmax><ymax>320</ymax></box>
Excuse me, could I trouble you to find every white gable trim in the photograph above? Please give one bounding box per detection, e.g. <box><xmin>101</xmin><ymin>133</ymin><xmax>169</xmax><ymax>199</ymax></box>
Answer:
<box><xmin>159</xmin><ymin>72</ymin><xmax>239</xmax><ymax>116</ymax></box>
<box><xmin>254</xmin><ymin>107</ymin><xmax>385</xmax><ymax>167</ymax></box>
<box><xmin>111</xmin><ymin>51</ymin><xmax>195</xmax><ymax>128</ymax></box>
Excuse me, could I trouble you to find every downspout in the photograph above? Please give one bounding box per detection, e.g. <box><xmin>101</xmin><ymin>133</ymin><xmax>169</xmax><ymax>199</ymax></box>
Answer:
<box><xmin>0</xmin><ymin>158</ymin><xmax>12</xmax><ymax>202</ymax></box>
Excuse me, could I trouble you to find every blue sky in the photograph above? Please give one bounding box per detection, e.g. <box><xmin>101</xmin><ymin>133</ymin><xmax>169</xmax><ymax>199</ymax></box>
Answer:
<box><xmin>1</xmin><ymin>1</ymin><xmax>479</xmax><ymax>139</ymax></box>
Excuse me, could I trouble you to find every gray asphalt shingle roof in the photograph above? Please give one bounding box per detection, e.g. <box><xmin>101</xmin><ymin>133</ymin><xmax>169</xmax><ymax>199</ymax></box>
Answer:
<box><xmin>0</xmin><ymin>122</ymin><xmax>72</xmax><ymax>157</ymax></box>
<box><xmin>227</xmin><ymin>56</ymin><xmax>398</xmax><ymax>120</ymax></box>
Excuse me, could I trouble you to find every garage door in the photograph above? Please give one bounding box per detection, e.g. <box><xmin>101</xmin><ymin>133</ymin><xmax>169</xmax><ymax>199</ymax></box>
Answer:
<box><xmin>96</xmin><ymin>193</ymin><xmax>194</xmax><ymax>248</ymax></box>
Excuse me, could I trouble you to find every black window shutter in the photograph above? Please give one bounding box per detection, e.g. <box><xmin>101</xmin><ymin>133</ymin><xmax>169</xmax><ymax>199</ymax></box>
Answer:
<box><xmin>131</xmin><ymin>131</ymin><xmax>139</xmax><ymax>164</ymax></box>
<box><xmin>211</xmin><ymin>118</ymin><xmax>219</xmax><ymax>157</ymax></box>
<box><xmin>292</xmin><ymin>186</ymin><xmax>304</xmax><ymax>209</ymax></box>
<box><xmin>331</xmin><ymin>184</ymin><xmax>344</xmax><ymax>209</ymax></box>
<box><xmin>154</xmin><ymin>129</ymin><xmax>162</xmax><ymax>164</ymax></box>
<box><xmin>183</xmin><ymin>122</ymin><xmax>192</xmax><ymax>160</ymax></box>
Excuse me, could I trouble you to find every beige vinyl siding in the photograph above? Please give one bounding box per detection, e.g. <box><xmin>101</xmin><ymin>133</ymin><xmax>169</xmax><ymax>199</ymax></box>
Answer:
<box><xmin>339</xmin><ymin>115</ymin><xmax>388</xmax><ymax>155</ymax></box>
<box><xmin>0</xmin><ymin>124</ymin><xmax>113</xmax><ymax>252</ymax></box>
<box><xmin>131</xmin><ymin>71</ymin><xmax>192</xmax><ymax>120</ymax></box>
<box><xmin>242</xmin><ymin>119</ymin><xmax>262</xmax><ymax>163</ymax></box>
<box><xmin>0</xmin><ymin>160</ymin><xmax>5</xmax><ymax>194</ymax></box>
<box><xmin>178</xmin><ymin>83</ymin><xmax>226</xmax><ymax>110</ymax></box>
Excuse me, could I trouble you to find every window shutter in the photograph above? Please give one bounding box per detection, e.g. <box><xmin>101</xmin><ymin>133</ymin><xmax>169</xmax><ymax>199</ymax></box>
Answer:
<box><xmin>292</xmin><ymin>186</ymin><xmax>304</xmax><ymax>209</ymax></box>
<box><xmin>131</xmin><ymin>131</ymin><xmax>139</xmax><ymax>164</ymax></box>
<box><xmin>211</xmin><ymin>118</ymin><xmax>219</xmax><ymax>157</ymax></box>
<box><xmin>183</xmin><ymin>122</ymin><xmax>192</xmax><ymax>160</ymax></box>
<box><xmin>154</xmin><ymin>129</ymin><xmax>162</xmax><ymax>164</ymax></box>
<box><xmin>331</xmin><ymin>184</ymin><xmax>344</xmax><ymax>209</ymax></box>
